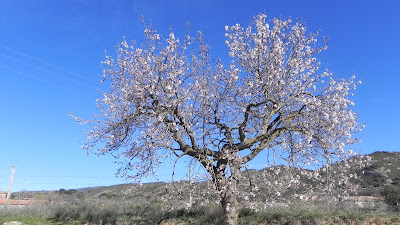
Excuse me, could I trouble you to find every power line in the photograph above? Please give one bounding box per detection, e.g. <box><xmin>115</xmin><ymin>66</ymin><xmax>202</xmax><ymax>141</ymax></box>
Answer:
<box><xmin>0</xmin><ymin>64</ymin><xmax>94</xmax><ymax>98</ymax></box>
<box><xmin>0</xmin><ymin>44</ymin><xmax>102</xmax><ymax>98</ymax></box>
<box><xmin>0</xmin><ymin>52</ymin><xmax>96</xmax><ymax>89</ymax></box>
<box><xmin>0</xmin><ymin>44</ymin><xmax>98</xmax><ymax>83</ymax></box>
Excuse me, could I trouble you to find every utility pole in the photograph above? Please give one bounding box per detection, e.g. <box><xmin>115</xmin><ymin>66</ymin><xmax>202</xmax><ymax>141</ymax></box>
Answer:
<box><xmin>5</xmin><ymin>166</ymin><xmax>16</xmax><ymax>207</ymax></box>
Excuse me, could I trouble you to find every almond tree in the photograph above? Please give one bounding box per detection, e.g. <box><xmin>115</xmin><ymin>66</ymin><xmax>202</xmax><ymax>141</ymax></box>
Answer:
<box><xmin>244</xmin><ymin>166</ymin><xmax>311</xmax><ymax>209</ymax></box>
<box><xmin>77</xmin><ymin>14</ymin><xmax>363</xmax><ymax>225</ymax></box>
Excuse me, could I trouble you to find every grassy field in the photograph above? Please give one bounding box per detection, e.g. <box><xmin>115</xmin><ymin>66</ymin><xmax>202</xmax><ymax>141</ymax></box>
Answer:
<box><xmin>1</xmin><ymin>200</ymin><xmax>400</xmax><ymax>225</ymax></box>
<box><xmin>3</xmin><ymin>152</ymin><xmax>400</xmax><ymax>224</ymax></box>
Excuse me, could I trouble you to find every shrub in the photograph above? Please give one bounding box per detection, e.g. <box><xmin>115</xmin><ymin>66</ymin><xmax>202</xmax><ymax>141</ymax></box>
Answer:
<box><xmin>58</xmin><ymin>188</ymin><xmax>78</xmax><ymax>195</ymax></box>
<box><xmin>381</xmin><ymin>186</ymin><xmax>400</xmax><ymax>210</ymax></box>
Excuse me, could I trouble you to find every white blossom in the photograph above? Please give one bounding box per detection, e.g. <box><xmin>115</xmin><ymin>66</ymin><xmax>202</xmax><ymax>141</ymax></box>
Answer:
<box><xmin>76</xmin><ymin>13</ymin><xmax>364</xmax><ymax>225</ymax></box>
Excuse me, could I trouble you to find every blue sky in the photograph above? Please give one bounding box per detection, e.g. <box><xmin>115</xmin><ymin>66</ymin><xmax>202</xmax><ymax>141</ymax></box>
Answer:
<box><xmin>1</xmin><ymin>0</ymin><xmax>399</xmax><ymax>192</ymax></box>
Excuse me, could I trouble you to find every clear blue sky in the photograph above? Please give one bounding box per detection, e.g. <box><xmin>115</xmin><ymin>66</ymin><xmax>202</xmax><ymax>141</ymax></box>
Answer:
<box><xmin>1</xmin><ymin>0</ymin><xmax>399</xmax><ymax>192</ymax></box>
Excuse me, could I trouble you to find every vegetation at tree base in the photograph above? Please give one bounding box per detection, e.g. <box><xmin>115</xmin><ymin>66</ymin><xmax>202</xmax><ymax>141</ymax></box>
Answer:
<box><xmin>2</xmin><ymin>151</ymin><xmax>400</xmax><ymax>224</ymax></box>
<box><xmin>1</xmin><ymin>199</ymin><xmax>400</xmax><ymax>225</ymax></box>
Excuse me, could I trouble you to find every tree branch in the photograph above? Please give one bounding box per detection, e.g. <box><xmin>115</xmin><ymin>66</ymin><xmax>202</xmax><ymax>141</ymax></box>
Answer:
<box><xmin>239</xmin><ymin>101</ymin><xmax>267</xmax><ymax>141</ymax></box>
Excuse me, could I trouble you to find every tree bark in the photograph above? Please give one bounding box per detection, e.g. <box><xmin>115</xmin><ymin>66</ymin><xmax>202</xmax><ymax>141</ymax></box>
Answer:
<box><xmin>220</xmin><ymin>190</ymin><xmax>239</xmax><ymax>225</ymax></box>
<box><xmin>213</xmin><ymin>160</ymin><xmax>240</xmax><ymax>225</ymax></box>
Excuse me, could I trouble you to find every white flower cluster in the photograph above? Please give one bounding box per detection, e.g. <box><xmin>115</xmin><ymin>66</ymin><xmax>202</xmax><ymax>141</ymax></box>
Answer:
<box><xmin>78</xmin><ymin>13</ymin><xmax>364</xmax><ymax>216</ymax></box>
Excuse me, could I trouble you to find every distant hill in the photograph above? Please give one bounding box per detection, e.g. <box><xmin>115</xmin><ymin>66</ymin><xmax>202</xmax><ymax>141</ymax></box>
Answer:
<box><xmin>12</xmin><ymin>151</ymin><xmax>400</xmax><ymax>206</ymax></box>
<box><xmin>353</xmin><ymin>151</ymin><xmax>400</xmax><ymax>196</ymax></box>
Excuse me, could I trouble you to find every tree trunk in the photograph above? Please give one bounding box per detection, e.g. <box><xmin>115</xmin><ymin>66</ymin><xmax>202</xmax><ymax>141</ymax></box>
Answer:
<box><xmin>218</xmin><ymin>161</ymin><xmax>241</xmax><ymax>225</ymax></box>
<box><xmin>220</xmin><ymin>191</ymin><xmax>239</xmax><ymax>225</ymax></box>
<box><xmin>210</xmin><ymin>157</ymin><xmax>241</xmax><ymax>225</ymax></box>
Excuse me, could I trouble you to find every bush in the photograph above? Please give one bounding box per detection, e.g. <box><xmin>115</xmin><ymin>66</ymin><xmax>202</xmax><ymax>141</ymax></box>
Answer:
<box><xmin>58</xmin><ymin>188</ymin><xmax>78</xmax><ymax>195</ymax></box>
<box><xmin>50</xmin><ymin>201</ymin><xmax>124</xmax><ymax>224</ymax></box>
<box><xmin>99</xmin><ymin>192</ymin><xmax>118</xmax><ymax>199</ymax></box>
<box><xmin>381</xmin><ymin>186</ymin><xmax>400</xmax><ymax>210</ymax></box>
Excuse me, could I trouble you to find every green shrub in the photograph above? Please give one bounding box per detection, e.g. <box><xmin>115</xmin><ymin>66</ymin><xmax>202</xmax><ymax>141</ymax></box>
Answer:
<box><xmin>381</xmin><ymin>185</ymin><xmax>400</xmax><ymax>211</ymax></box>
<box><xmin>99</xmin><ymin>192</ymin><xmax>118</xmax><ymax>199</ymax></box>
<box><xmin>58</xmin><ymin>188</ymin><xmax>79</xmax><ymax>195</ymax></box>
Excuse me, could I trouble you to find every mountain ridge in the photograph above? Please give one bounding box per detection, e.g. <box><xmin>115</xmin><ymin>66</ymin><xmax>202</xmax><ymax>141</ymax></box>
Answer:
<box><xmin>11</xmin><ymin>151</ymin><xmax>400</xmax><ymax>206</ymax></box>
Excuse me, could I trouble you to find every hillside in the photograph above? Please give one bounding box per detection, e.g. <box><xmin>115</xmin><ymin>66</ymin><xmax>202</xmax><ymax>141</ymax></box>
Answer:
<box><xmin>12</xmin><ymin>151</ymin><xmax>400</xmax><ymax>206</ymax></box>
<box><xmin>354</xmin><ymin>151</ymin><xmax>400</xmax><ymax>196</ymax></box>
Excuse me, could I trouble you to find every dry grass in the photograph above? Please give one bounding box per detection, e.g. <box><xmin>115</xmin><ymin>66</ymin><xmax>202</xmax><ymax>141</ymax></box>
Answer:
<box><xmin>1</xmin><ymin>198</ymin><xmax>399</xmax><ymax>225</ymax></box>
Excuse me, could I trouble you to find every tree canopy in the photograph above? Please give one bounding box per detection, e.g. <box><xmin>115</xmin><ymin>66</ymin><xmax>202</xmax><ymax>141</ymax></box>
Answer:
<box><xmin>77</xmin><ymin>13</ymin><xmax>363</xmax><ymax>224</ymax></box>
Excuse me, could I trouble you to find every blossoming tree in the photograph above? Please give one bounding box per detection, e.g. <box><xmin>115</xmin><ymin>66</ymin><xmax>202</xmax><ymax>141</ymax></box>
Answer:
<box><xmin>78</xmin><ymin>14</ymin><xmax>362</xmax><ymax>225</ymax></box>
